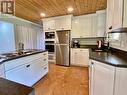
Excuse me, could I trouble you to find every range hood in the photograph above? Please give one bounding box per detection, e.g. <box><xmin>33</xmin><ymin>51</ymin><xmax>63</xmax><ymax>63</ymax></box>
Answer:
<box><xmin>109</xmin><ymin>27</ymin><xmax>127</xmax><ymax>33</ymax></box>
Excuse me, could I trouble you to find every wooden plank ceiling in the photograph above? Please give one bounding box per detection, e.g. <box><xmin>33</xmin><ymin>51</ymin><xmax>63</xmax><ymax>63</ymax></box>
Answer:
<box><xmin>15</xmin><ymin>0</ymin><xmax>107</xmax><ymax>24</ymax></box>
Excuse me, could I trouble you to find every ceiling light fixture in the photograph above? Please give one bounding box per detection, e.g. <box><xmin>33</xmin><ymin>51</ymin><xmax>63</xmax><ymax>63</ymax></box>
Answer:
<box><xmin>40</xmin><ymin>13</ymin><xmax>46</xmax><ymax>17</ymax></box>
<box><xmin>67</xmin><ymin>7</ymin><xmax>74</xmax><ymax>12</ymax></box>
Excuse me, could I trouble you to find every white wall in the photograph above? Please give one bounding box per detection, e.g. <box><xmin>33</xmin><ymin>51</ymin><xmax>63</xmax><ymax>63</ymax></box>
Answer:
<box><xmin>0</xmin><ymin>21</ymin><xmax>15</xmax><ymax>53</ymax></box>
<box><xmin>0</xmin><ymin>14</ymin><xmax>45</xmax><ymax>50</ymax></box>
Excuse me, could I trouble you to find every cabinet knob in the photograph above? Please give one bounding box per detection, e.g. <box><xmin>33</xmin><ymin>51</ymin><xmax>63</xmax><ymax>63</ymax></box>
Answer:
<box><xmin>26</xmin><ymin>64</ymin><xmax>30</xmax><ymax>68</ymax></box>
<box><xmin>43</xmin><ymin>59</ymin><xmax>47</xmax><ymax>61</ymax></box>
<box><xmin>91</xmin><ymin>62</ymin><xmax>94</xmax><ymax>65</ymax></box>
<box><xmin>44</xmin><ymin>67</ymin><xmax>47</xmax><ymax>70</ymax></box>
<box><xmin>109</xmin><ymin>26</ymin><xmax>112</xmax><ymax>30</ymax></box>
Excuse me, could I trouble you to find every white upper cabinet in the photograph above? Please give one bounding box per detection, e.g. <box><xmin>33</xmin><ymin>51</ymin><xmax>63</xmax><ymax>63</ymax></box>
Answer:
<box><xmin>71</xmin><ymin>14</ymin><xmax>93</xmax><ymax>38</ymax></box>
<box><xmin>106</xmin><ymin>0</ymin><xmax>124</xmax><ymax>33</ymax></box>
<box><xmin>112</xmin><ymin>0</ymin><xmax>123</xmax><ymax>29</ymax></box>
<box><xmin>71</xmin><ymin>12</ymin><xmax>106</xmax><ymax>38</ymax></box>
<box><xmin>96</xmin><ymin>10</ymin><xmax>106</xmax><ymax>37</ymax></box>
<box><xmin>106</xmin><ymin>0</ymin><xmax>114</xmax><ymax>32</ymax></box>
<box><xmin>43</xmin><ymin>18</ymin><xmax>55</xmax><ymax>31</ymax></box>
<box><xmin>55</xmin><ymin>15</ymin><xmax>72</xmax><ymax>31</ymax></box>
<box><xmin>42</xmin><ymin>15</ymin><xmax>72</xmax><ymax>31</ymax></box>
<box><xmin>123</xmin><ymin>0</ymin><xmax>127</xmax><ymax>27</ymax></box>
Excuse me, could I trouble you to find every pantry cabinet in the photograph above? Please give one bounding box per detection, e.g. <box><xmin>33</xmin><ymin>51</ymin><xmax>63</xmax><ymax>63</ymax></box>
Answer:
<box><xmin>106</xmin><ymin>0</ymin><xmax>123</xmax><ymax>32</ymax></box>
<box><xmin>89</xmin><ymin>60</ymin><xmax>115</xmax><ymax>95</ymax></box>
<box><xmin>55</xmin><ymin>15</ymin><xmax>72</xmax><ymax>31</ymax></box>
<box><xmin>71</xmin><ymin>48</ymin><xmax>89</xmax><ymax>66</ymax></box>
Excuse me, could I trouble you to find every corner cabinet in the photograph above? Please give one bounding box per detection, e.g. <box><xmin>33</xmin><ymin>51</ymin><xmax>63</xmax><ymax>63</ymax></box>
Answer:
<box><xmin>71</xmin><ymin>48</ymin><xmax>89</xmax><ymax>66</ymax></box>
<box><xmin>55</xmin><ymin>15</ymin><xmax>72</xmax><ymax>31</ymax></box>
<box><xmin>89</xmin><ymin>60</ymin><xmax>115</xmax><ymax>95</ymax></box>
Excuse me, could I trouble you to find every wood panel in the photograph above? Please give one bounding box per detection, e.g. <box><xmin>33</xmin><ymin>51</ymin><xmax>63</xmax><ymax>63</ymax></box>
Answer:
<box><xmin>14</xmin><ymin>0</ymin><xmax>106</xmax><ymax>24</ymax></box>
<box><xmin>33</xmin><ymin>64</ymin><xmax>89</xmax><ymax>95</ymax></box>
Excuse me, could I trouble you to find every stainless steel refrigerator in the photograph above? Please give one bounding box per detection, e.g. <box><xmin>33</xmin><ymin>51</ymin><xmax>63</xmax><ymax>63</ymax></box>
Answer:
<box><xmin>55</xmin><ymin>30</ymin><xmax>70</xmax><ymax>66</ymax></box>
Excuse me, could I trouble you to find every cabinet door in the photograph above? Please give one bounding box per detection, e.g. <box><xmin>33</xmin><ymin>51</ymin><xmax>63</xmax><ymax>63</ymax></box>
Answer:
<box><xmin>55</xmin><ymin>15</ymin><xmax>72</xmax><ymax>30</ymax></box>
<box><xmin>106</xmin><ymin>0</ymin><xmax>114</xmax><ymax>32</ymax></box>
<box><xmin>91</xmin><ymin>60</ymin><xmax>115</xmax><ymax>95</ymax></box>
<box><xmin>123</xmin><ymin>0</ymin><xmax>127</xmax><ymax>27</ymax></box>
<box><xmin>96</xmin><ymin>10</ymin><xmax>106</xmax><ymax>37</ymax></box>
<box><xmin>114</xmin><ymin>68</ymin><xmax>127</xmax><ymax>95</ymax></box>
<box><xmin>6</xmin><ymin>58</ymin><xmax>47</xmax><ymax>87</ymax></box>
<box><xmin>79</xmin><ymin>15</ymin><xmax>92</xmax><ymax>37</ymax></box>
<box><xmin>0</xmin><ymin>64</ymin><xmax>5</xmax><ymax>78</ymax></box>
<box><xmin>91</xmin><ymin>14</ymin><xmax>97</xmax><ymax>37</ymax></box>
<box><xmin>71</xmin><ymin>49</ymin><xmax>89</xmax><ymax>66</ymax></box>
<box><xmin>43</xmin><ymin>19</ymin><xmax>55</xmax><ymax>31</ymax></box>
<box><xmin>71</xmin><ymin>18</ymin><xmax>81</xmax><ymax>38</ymax></box>
<box><xmin>113</xmin><ymin>0</ymin><xmax>123</xmax><ymax>29</ymax></box>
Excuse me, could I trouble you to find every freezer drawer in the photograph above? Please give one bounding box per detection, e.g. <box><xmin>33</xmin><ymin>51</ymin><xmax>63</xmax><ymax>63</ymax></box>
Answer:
<box><xmin>56</xmin><ymin>44</ymin><xmax>70</xmax><ymax>66</ymax></box>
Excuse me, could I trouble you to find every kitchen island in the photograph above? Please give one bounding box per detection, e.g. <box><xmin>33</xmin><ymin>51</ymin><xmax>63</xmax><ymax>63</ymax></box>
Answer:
<box><xmin>0</xmin><ymin>49</ymin><xmax>48</xmax><ymax>87</ymax></box>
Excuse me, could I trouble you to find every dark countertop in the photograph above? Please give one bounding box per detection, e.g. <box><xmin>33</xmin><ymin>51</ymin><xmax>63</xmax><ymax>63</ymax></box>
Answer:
<box><xmin>90</xmin><ymin>49</ymin><xmax>127</xmax><ymax>68</ymax></box>
<box><xmin>0</xmin><ymin>49</ymin><xmax>47</xmax><ymax>64</ymax></box>
<box><xmin>0</xmin><ymin>78</ymin><xmax>34</xmax><ymax>95</ymax></box>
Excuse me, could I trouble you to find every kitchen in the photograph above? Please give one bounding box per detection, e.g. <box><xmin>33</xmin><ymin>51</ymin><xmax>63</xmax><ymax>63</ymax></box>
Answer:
<box><xmin>0</xmin><ymin>0</ymin><xmax>127</xmax><ymax>95</ymax></box>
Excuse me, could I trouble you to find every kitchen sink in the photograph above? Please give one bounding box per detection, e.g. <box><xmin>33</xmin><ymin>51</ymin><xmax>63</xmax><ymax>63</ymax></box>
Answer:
<box><xmin>0</xmin><ymin>50</ymin><xmax>36</xmax><ymax>59</ymax></box>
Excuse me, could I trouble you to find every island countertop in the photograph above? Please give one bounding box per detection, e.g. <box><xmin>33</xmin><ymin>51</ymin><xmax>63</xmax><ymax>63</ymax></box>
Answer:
<box><xmin>0</xmin><ymin>78</ymin><xmax>34</xmax><ymax>95</ymax></box>
<box><xmin>0</xmin><ymin>49</ymin><xmax>47</xmax><ymax>64</ymax></box>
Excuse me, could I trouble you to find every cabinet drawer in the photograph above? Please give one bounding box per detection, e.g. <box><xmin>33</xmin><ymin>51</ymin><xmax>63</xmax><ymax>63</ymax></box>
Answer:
<box><xmin>5</xmin><ymin>52</ymin><xmax>48</xmax><ymax>71</ymax></box>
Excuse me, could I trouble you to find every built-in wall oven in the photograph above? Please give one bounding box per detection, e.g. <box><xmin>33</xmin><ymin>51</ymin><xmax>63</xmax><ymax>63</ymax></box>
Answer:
<box><xmin>45</xmin><ymin>32</ymin><xmax>55</xmax><ymax>39</ymax></box>
<box><xmin>45</xmin><ymin>41</ymin><xmax>55</xmax><ymax>53</ymax></box>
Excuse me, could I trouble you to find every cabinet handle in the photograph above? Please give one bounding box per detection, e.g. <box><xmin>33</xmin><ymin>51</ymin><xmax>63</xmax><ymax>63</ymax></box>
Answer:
<box><xmin>91</xmin><ymin>62</ymin><xmax>94</xmax><ymax>65</ymax></box>
<box><xmin>43</xmin><ymin>53</ymin><xmax>46</xmax><ymax>56</ymax></box>
<box><xmin>109</xmin><ymin>26</ymin><xmax>112</xmax><ymax>30</ymax></box>
<box><xmin>43</xmin><ymin>59</ymin><xmax>47</xmax><ymax>61</ymax></box>
<box><xmin>26</xmin><ymin>64</ymin><xmax>30</xmax><ymax>68</ymax></box>
<box><xmin>44</xmin><ymin>67</ymin><xmax>47</xmax><ymax>70</ymax></box>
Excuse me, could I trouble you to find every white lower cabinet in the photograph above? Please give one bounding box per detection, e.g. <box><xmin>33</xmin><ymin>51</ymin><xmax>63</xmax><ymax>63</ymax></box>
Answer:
<box><xmin>5</xmin><ymin>52</ymin><xmax>48</xmax><ymax>87</ymax></box>
<box><xmin>114</xmin><ymin>68</ymin><xmax>127</xmax><ymax>95</ymax></box>
<box><xmin>89</xmin><ymin>60</ymin><xmax>115</xmax><ymax>95</ymax></box>
<box><xmin>0</xmin><ymin>64</ymin><xmax>5</xmax><ymax>78</ymax></box>
<box><xmin>71</xmin><ymin>48</ymin><xmax>89</xmax><ymax>66</ymax></box>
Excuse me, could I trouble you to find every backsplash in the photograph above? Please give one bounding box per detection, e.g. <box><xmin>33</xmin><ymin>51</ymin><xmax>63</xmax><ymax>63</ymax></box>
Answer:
<box><xmin>109</xmin><ymin>33</ymin><xmax>127</xmax><ymax>52</ymax></box>
<box><xmin>72</xmin><ymin>37</ymin><xmax>104</xmax><ymax>45</ymax></box>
